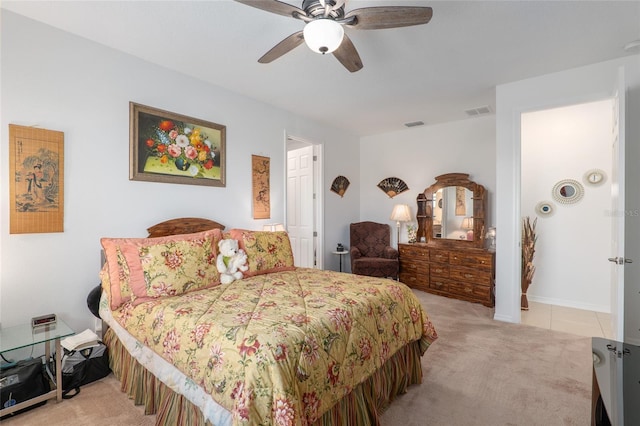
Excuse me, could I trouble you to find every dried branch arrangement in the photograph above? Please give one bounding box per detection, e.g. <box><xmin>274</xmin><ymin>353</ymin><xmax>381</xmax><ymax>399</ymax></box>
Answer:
<box><xmin>521</xmin><ymin>216</ymin><xmax>537</xmax><ymax>310</ymax></box>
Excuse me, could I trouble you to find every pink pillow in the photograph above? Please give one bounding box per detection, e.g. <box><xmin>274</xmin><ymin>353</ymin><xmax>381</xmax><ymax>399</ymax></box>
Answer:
<box><xmin>101</xmin><ymin>228</ymin><xmax>223</xmax><ymax>309</ymax></box>
<box><xmin>227</xmin><ymin>229</ymin><xmax>295</xmax><ymax>277</ymax></box>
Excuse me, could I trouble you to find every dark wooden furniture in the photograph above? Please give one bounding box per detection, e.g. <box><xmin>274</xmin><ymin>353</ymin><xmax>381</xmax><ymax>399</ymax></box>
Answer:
<box><xmin>591</xmin><ymin>337</ymin><xmax>639</xmax><ymax>426</ymax></box>
<box><xmin>399</xmin><ymin>173</ymin><xmax>495</xmax><ymax>307</ymax></box>
<box><xmin>146</xmin><ymin>217</ymin><xmax>225</xmax><ymax>237</ymax></box>
<box><xmin>399</xmin><ymin>243</ymin><xmax>494</xmax><ymax>307</ymax></box>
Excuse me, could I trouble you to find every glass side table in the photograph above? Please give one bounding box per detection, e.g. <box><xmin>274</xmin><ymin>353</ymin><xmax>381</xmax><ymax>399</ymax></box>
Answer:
<box><xmin>0</xmin><ymin>319</ymin><xmax>74</xmax><ymax>416</ymax></box>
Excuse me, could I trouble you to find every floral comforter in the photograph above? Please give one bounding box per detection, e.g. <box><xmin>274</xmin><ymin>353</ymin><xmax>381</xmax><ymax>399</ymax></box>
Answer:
<box><xmin>111</xmin><ymin>268</ymin><xmax>438</xmax><ymax>425</ymax></box>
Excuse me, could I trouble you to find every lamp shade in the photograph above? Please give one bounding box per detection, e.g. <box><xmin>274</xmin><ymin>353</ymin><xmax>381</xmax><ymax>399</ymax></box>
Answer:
<box><xmin>461</xmin><ymin>217</ymin><xmax>474</xmax><ymax>241</ymax></box>
<box><xmin>303</xmin><ymin>19</ymin><xmax>344</xmax><ymax>54</ymax></box>
<box><xmin>390</xmin><ymin>204</ymin><xmax>412</xmax><ymax>222</ymax></box>
<box><xmin>263</xmin><ymin>223</ymin><xmax>285</xmax><ymax>232</ymax></box>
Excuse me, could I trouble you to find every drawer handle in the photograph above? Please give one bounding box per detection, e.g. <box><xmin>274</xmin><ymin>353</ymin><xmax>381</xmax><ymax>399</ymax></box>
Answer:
<box><xmin>464</xmin><ymin>287</ymin><xmax>472</xmax><ymax>293</ymax></box>
<box><xmin>435</xmin><ymin>268</ymin><xmax>443</xmax><ymax>273</ymax></box>
<box><xmin>464</xmin><ymin>273</ymin><xmax>474</xmax><ymax>279</ymax></box>
<box><xmin>453</xmin><ymin>256</ymin><xmax>458</xmax><ymax>260</ymax></box>
<box><xmin>481</xmin><ymin>260</ymin><xmax>486</xmax><ymax>264</ymax></box>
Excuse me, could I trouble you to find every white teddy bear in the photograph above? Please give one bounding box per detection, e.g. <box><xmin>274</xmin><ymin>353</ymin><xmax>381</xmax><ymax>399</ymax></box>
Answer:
<box><xmin>216</xmin><ymin>238</ymin><xmax>249</xmax><ymax>285</ymax></box>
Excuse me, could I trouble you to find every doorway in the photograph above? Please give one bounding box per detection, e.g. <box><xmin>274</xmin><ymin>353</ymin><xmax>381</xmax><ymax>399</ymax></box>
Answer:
<box><xmin>286</xmin><ymin>135</ymin><xmax>323</xmax><ymax>269</ymax></box>
<box><xmin>520</xmin><ymin>99</ymin><xmax>614</xmax><ymax>337</ymax></box>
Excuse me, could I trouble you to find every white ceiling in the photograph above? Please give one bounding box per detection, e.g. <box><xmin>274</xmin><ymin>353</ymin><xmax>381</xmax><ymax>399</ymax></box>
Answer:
<box><xmin>3</xmin><ymin>0</ymin><xmax>640</xmax><ymax>136</ymax></box>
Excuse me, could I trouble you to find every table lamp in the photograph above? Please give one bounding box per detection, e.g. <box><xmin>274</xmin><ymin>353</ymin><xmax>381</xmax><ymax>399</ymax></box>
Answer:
<box><xmin>461</xmin><ymin>217</ymin><xmax>474</xmax><ymax>241</ymax></box>
<box><xmin>390</xmin><ymin>204</ymin><xmax>412</xmax><ymax>247</ymax></box>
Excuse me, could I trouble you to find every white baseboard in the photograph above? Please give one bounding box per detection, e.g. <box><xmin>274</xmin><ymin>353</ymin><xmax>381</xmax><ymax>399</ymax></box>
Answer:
<box><xmin>527</xmin><ymin>295</ymin><xmax>610</xmax><ymax>313</ymax></box>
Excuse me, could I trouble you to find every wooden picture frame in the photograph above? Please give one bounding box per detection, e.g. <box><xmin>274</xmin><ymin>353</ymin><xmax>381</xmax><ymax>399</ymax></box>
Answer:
<box><xmin>129</xmin><ymin>102</ymin><xmax>226</xmax><ymax>187</ymax></box>
<box><xmin>9</xmin><ymin>124</ymin><xmax>64</xmax><ymax>234</ymax></box>
<box><xmin>252</xmin><ymin>155</ymin><xmax>270</xmax><ymax>219</ymax></box>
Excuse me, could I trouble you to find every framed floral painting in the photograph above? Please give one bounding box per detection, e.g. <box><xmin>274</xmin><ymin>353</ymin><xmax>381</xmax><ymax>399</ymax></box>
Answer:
<box><xmin>129</xmin><ymin>102</ymin><xmax>226</xmax><ymax>187</ymax></box>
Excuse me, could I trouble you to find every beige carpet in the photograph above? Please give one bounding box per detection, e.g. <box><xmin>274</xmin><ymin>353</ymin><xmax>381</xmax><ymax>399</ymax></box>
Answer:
<box><xmin>1</xmin><ymin>291</ymin><xmax>591</xmax><ymax>426</ymax></box>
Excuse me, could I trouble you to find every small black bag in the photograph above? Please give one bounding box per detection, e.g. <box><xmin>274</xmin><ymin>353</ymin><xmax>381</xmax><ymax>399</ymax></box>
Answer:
<box><xmin>51</xmin><ymin>343</ymin><xmax>110</xmax><ymax>399</ymax></box>
<box><xmin>0</xmin><ymin>357</ymin><xmax>50</xmax><ymax>417</ymax></box>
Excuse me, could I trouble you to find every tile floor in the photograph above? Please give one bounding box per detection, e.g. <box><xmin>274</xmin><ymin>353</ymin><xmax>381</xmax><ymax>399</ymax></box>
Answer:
<box><xmin>521</xmin><ymin>301</ymin><xmax>614</xmax><ymax>339</ymax></box>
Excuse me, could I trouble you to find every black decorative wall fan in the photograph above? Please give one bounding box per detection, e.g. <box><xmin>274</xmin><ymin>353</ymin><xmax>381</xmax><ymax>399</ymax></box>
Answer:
<box><xmin>377</xmin><ymin>177</ymin><xmax>409</xmax><ymax>198</ymax></box>
<box><xmin>235</xmin><ymin>0</ymin><xmax>433</xmax><ymax>72</ymax></box>
<box><xmin>331</xmin><ymin>175</ymin><xmax>350</xmax><ymax>197</ymax></box>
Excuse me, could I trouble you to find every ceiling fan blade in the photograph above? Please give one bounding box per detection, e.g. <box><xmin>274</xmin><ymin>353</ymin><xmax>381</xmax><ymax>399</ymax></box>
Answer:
<box><xmin>332</xmin><ymin>34</ymin><xmax>363</xmax><ymax>73</ymax></box>
<box><xmin>344</xmin><ymin>6</ymin><xmax>433</xmax><ymax>30</ymax></box>
<box><xmin>258</xmin><ymin>31</ymin><xmax>305</xmax><ymax>63</ymax></box>
<box><xmin>235</xmin><ymin>0</ymin><xmax>306</xmax><ymax>19</ymax></box>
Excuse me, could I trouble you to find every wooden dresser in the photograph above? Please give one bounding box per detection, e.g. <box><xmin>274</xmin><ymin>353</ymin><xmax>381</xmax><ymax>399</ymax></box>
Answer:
<box><xmin>399</xmin><ymin>243</ymin><xmax>495</xmax><ymax>307</ymax></box>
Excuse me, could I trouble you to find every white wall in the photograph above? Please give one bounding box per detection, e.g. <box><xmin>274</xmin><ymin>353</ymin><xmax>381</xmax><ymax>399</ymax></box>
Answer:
<box><xmin>0</xmin><ymin>11</ymin><xmax>360</xmax><ymax>334</ymax></box>
<box><xmin>521</xmin><ymin>100</ymin><xmax>613</xmax><ymax>312</ymax></box>
<box><xmin>359</xmin><ymin>116</ymin><xmax>496</xmax><ymax>250</ymax></box>
<box><xmin>496</xmin><ymin>56</ymin><xmax>640</xmax><ymax>344</ymax></box>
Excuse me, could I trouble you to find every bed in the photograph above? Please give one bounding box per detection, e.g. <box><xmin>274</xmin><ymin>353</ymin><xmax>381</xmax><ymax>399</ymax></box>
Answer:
<box><xmin>98</xmin><ymin>218</ymin><xmax>438</xmax><ymax>425</ymax></box>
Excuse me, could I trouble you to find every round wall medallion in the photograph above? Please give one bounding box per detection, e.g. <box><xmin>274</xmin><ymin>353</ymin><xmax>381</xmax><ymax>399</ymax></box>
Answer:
<box><xmin>552</xmin><ymin>179</ymin><xmax>584</xmax><ymax>205</ymax></box>
<box><xmin>583</xmin><ymin>169</ymin><xmax>607</xmax><ymax>186</ymax></box>
<box><xmin>535</xmin><ymin>201</ymin><xmax>555</xmax><ymax>217</ymax></box>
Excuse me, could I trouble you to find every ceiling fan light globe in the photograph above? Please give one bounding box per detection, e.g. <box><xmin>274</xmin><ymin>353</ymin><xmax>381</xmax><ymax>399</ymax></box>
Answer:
<box><xmin>303</xmin><ymin>19</ymin><xmax>344</xmax><ymax>55</ymax></box>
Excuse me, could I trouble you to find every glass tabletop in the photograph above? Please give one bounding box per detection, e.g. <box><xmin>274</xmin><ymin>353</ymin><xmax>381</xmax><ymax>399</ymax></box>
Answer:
<box><xmin>0</xmin><ymin>319</ymin><xmax>74</xmax><ymax>353</ymax></box>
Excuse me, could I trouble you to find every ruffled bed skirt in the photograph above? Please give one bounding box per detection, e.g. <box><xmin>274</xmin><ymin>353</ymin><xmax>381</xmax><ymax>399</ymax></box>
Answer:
<box><xmin>104</xmin><ymin>327</ymin><xmax>425</xmax><ymax>426</ymax></box>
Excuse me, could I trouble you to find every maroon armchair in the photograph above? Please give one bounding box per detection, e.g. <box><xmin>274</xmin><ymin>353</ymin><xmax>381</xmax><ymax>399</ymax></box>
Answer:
<box><xmin>349</xmin><ymin>221</ymin><xmax>399</xmax><ymax>279</ymax></box>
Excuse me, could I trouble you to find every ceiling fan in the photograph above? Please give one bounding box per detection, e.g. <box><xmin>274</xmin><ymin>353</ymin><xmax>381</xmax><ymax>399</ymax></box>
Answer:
<box><xmin>235</xmin><ymin>0</ymin><xmax>433</xmax><ymax>72</ymax></box>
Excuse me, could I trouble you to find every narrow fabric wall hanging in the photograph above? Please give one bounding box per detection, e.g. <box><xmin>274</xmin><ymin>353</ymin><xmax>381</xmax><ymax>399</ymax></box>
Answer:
<box><xmin>252</xmin><ymin>155</ymin><xmax>271</xmax><ymax>219</ymax></box>
<box><xmin>330</xmin><ymin>175</ymin><xmax>350</xmax><ymax>197</ymax></box>
<box><xmin>9</xmin><ymin>124</ymin><xmax>64</xmax><ymax>234</ymax></box>
<box><xmin>377</xmin><ymin>177</ymin><xmax>409</xmax><ymax>198</ymax></box>
<box><xmin>455</xmin><ymin>186</ymin><xmax>466</xmax><ymax>216</ymax></box>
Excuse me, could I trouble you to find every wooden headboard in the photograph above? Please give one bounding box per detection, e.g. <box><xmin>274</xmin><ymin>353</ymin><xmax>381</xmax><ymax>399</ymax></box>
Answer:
<box><xmin>146</xmin><ymin>218</ymin><xmax>225</xmax><ymax>237</ymax></box>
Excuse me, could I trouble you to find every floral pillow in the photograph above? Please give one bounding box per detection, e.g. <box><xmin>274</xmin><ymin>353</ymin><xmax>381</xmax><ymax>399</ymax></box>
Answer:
<box><xmin>227</xmin><ymin>229</ymin><xmax>295</xmax><ymax>277</ymax></box>
<box><xmin>100</xmin><ymin>241</ymin><xmax>134</xmax><ymax>310</ymax></box>
<box><xmin>101</xmin><ymin>228</ymin><xmax>222</xmax><ymax>309</ymax></box>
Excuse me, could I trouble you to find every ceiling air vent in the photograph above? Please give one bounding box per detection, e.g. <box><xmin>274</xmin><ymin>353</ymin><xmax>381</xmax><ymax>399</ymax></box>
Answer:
<box><xmin>465</xmin><ymin>105</ymin><xmax>493</xmax><ymax>117</ymax></box>
<box><xmin>404</xmin><ymin>120</ymin><xmax>425</xmax><ymax>128</ymax></box>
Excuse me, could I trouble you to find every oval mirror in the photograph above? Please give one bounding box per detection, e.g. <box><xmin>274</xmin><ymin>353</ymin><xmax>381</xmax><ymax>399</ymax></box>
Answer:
<box><xmin>535</xmin><ymin>201</ymin><xmax>555</xmax><ymax>217</ymax></box>
<box><xmin>583</xmin><ymin>169</ymin><xmax>606</xmax><ymax>186</ymax></box>
<box><xmin>552</xmin><ymin>179</ymin><xmax>584</xmax><ymax>204</ymax></box>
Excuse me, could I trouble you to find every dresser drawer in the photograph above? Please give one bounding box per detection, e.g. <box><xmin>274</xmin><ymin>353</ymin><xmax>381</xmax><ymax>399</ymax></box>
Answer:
<box><xmin>430</xmin><ymin>249</ymin><xmax>450</xmax><ymax>264</ymax></box>
<box><xmin>429</xmin><ymin>278</ymin><xmax>449</xmax><ymax>293</ymax></box>
<box><xmin>450</xmin><ymin>252</ymin><xmax>493</xmax><ymax>271</ymax></box>
<box><xmin>400</xmin><ymin>259</ymin><xmax>428</xmax><ymax>273</ymax></box>
<box><xmin>448</xmin><ymin>281</ymin><xmax>491</xmax><ymax>300</ymax></box>
<box><xmin>400</xmin><ymin>272</ymin><xmax>429</xmax><ymax>291</ymax></box>
<box><xmin>449</xmin><ymin>267</ymin><xmax>492</xmax><ymax>286</ymax></box>
<box><xmin>398</xmin><ymin>244</ymin><xmax>429</xmax><ymax>260</ymax></box>
<box><xmin>430</xmin><ymin>264</ymin><xmax>449</xmax><ymax>278</ymax></box>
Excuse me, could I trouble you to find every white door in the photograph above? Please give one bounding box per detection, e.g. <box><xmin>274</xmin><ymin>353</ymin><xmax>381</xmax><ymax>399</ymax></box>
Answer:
<box><xmin>609</xmin><ymin>67</ymin><xmax>626</xmax><ymax>341</ymax></box>
<box><xmin>287</xmin><ymin>145</ymin><xmax>315</xmax><ymax>267</ymax></box>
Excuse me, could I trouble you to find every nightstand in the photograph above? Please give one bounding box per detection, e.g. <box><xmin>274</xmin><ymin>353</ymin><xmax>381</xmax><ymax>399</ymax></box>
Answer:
<box><xmin>0</xmin><ymin>319</ymin><xmax>74</xmax><ymax>415</ymax></box>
